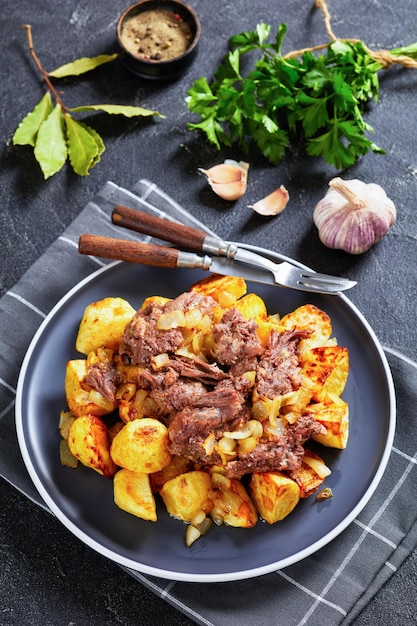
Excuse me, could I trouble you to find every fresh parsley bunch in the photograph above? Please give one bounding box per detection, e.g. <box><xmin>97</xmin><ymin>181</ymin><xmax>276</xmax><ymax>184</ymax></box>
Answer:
<box><xmin>186</xmin><ymin>23</ymin><xmax>387</xmax><ymax>170</ymax></box>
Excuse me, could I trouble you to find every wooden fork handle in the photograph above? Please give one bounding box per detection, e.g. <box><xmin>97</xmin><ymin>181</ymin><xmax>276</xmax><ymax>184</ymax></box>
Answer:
<box><xmin>112</xmin><ymin>205</ymin><xmax>208</xmax><ymax>252</ymax></box>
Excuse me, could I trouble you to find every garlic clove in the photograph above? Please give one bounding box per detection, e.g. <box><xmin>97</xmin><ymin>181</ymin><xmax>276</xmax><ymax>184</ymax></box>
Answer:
<box><xmin>313</xmin><ymin>177</ymin><xmax>396</xmax><ymax>255</ymax></box>
<box><xmin>199</xmin><ymin>160</ymin><xmax>249</xmax><ymax>201</ymax></box>
<box><xmin>249</xmin><ymin>185</ymin><xmax>289</xmax><ymax>216</ymax></box>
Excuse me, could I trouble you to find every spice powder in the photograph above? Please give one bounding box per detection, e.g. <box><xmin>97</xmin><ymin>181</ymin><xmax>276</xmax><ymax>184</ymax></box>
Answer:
<box><xmin>121</xmin><ymin>9</ymin><xmax>193</xmax><ymax>61</ymax></box>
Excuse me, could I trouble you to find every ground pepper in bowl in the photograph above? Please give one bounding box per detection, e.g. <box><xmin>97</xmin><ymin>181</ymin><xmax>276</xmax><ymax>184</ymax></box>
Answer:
<box><xmin>120</xmin><ymin>8</ymin><xmax>193</xmax><ymax>62</ymax></box>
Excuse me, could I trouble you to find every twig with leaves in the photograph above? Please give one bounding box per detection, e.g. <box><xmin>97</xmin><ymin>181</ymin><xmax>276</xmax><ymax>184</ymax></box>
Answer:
<box><xmin>12</xmin><ymin>25</ymin><xmax>164</xmax><ymax>179</ymax></box>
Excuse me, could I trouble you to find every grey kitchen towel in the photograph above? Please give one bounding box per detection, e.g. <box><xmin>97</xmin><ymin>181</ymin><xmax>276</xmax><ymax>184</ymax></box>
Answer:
<box><xmin>0</xmin><ymin>179</ymin><xmax>416</xmax><ymax>626</ymax></box>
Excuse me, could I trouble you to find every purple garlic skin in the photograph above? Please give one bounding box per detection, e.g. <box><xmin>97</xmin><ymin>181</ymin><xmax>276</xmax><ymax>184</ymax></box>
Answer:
<box><xmin>313</xmin><ymin>178</ymin><xmax>397</xmax><ymax>255</ymax></box>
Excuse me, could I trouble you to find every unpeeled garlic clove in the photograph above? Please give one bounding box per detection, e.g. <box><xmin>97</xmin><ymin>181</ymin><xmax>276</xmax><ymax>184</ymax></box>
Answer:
<box><xmin>313</xmin><ymin>177</ymin><xmax>397</xmax><ymax>255</ymax></box>
<box><xmin>199</xmin><ymin>160</ymin><xmax>249</xmax><ymax>200</ymax></box>
<box><xmin>249</xmin><ymin>185</ymin><xmax>289</xmax><ymax>216</ymax></box>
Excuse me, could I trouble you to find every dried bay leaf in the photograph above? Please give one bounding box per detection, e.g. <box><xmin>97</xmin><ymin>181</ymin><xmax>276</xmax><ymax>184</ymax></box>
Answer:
<box><xmin>48</xmin><ymin>54</ymin><xmax>119</xmax><ymax>78</ymax></box>
<box><xmin>65</xmin><ymin>114</ymin><xmax>104</xmax><ymax>176</ymax></box>
<box><xmin>34</xmin><ymin>104</ymin><xmax>67</xmax><ymax>179</ymax></box>
<box><xmin>70</xmin><ymin>104</ymin><xmax>164</xmax><ymax>118</ymax></box>
<box><xmin>13</xmin><ymin>92</ymin><xmax>53</xmax><ymax>147</ymax></box>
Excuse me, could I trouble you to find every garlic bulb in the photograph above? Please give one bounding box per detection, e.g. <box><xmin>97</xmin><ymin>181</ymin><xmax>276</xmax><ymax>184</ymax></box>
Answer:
<box><xmin>313</xmin><ymin>177</ymin><xmax>397</xmax><ymax>254</ymax></box>
<box><xmin>199</xmin><ymin>160</ymin><xmax>248</xmax><ymax>200</ymax></box>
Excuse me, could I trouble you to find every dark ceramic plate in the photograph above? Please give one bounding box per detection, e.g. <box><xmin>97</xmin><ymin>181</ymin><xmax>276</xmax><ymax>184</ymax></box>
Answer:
<box><xmin>16</xmin><ymin>250</ymin><xmax>395</xmax><ymax>582</ymax></box>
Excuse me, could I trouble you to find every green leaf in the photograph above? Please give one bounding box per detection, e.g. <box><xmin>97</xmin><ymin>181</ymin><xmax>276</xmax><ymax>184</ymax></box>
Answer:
<box><xmin>187</xmin><ymin>115</ymin><xmax>230</xmax><ymax>150</ymax></box>
<box><xmin>69</xmin><ymin>103</ymin><xmax>164</xmax><ymax>118</ymax></box>
<box><xmin>34</xmin><ymin>104</ymin><xmax>68</xmax><ymax>179</ymax></box>
<box><xmin>48</xmin><ymin>54</ymin><xmax>119</xmax><ymax>78</ymax></box>
<box><xmin>64</xmin><ymin>114</ymin><xmax>104</xmax><ymax>176</ymax></box>
<box><xmin>185</xmin><ymin>20</ymin><xmax>391</xmax><ymax>168</ymax></box>
<box><xmin>13</xmin><ymin>92</ymin><xmax>53</xmax><ymax>147</ymax></box>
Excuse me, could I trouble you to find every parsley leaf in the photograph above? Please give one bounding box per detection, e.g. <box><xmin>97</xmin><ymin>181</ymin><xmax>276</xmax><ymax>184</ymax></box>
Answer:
<box><xmin>185</xmin><ymin>23</ymin><xmax>388</xmax><ymax>169</ymax></box>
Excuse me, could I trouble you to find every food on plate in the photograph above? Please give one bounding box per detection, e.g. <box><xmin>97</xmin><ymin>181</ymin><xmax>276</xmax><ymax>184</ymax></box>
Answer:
<box><xmin>67</xmin><ymin>414</ymin><xmax>118</xmax><ymax>478</ymax></box>
<box><xmin>113</xmin><ymin>469</ymin><xmax>157</xmax><ymax>522</ymax></box>
<box><xmin>76</xmin><ymin>296</ymin><xmax>136</xmax><ymax>354</ymax></box>
<box><xmin>59</xmin><ymin>274</ymin><xmax>350</xmax><ymax>546</ymax></box>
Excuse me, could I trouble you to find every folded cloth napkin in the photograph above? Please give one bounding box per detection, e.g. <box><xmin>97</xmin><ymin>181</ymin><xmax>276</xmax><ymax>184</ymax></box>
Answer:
<box><xmin>1</xmin><ymin>180</ymin><xmax>416</xmax><ymax>626</ymax></box>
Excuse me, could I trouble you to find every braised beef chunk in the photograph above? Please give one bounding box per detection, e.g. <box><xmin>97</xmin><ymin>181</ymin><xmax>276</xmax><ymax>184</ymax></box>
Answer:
<box><xmin>150</xmin><ymin>379</ymin><xmax>208</xmax><ymax>413</ymax></box>
<box><xmin>167</xmin><ymin>355</ymin><xmax>229</xmax><ymax>383</ymax></box>
<box><xmin>211</xmin><ymin>308</ymin><xmax>264</xmax><ymax>373</ymax></box>
<box><xmin>213</xmin><ymin>375</ymin><xmax>253</xmax><ymax>404</ymax></box>
<box><xmin>225</xmin><ymin>415</ymin><xmax>326</xmax><ymax>479</ymax></box>
<box><xmin>119</xmin><ymin>300</ymin><xmax>184</xmax><ymax>364</ymax></box>
<box><xmin>86</xmin><ymin>360</ymin><xmax>121</xmax><ymax>402</ymax></box>
<box><xmin>168</xmin><ymin>386</ymin><xmax>248</xmax><ymax>463</ymax></box>
<box><xmin>163</xmin><ymin>291</ymin><xmax>217</xmax><ymax>315</ymax></box>
<box><xmin>137</xmin><ymin>366</ymin><xmax>179</xmax><ymax>390</ymax></box>
<box><xmin>255</xmin><ymin>329</ymin><xmax>310</xmax><ymax>399</ymax></box>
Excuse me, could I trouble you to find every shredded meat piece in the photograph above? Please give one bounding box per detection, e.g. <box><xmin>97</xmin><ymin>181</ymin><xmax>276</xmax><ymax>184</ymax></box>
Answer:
<box><xmin>119</xmin><ymin>300</ymin><xmax>184</xmax><ymax>364</ymax></box>
<box><xmin>150</xmin><ymin>379</ymin><xmax>208</xmax><ymax>413</ymax></box>
<box><xmin>255</xmin><ymin>329</ymin><xmax>310</xmax><ymax>399</ymax></box>
<box><xmin>137</xmin><ymin>366</ymin><xmax>179</xmax><ymax>390</ymax></box>
<box><xmin>163</xmin><ymin>291</ymin><xmax>217</xmax><ymax>315</ymax></box>
<box><xmin>225</xmin><ymin>415</ymin><xmax>326</xmax><ymax>479</ymax></box>
<box><xmin>167</xmin><ymin>355</ymin><xmax>229</xmax><ymax>384</ymax></box>
<box><xmin>168</xmin><ymin>385</ymin><xmax>248</xmax><ymax>464</ymax></box>
<box><xmin>211</xmin><ymin>308</ymin><xmax>264</xmax><ymax>373</ymax></box>
<box><xmin>86</xmin><ymin>360</ymin><xmax>121</xmax><ymax>402</ymax></box>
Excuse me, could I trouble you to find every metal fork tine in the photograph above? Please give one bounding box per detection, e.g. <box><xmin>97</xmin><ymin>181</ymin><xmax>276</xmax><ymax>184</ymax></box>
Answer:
<box><xmin>299</xmin><ymin>271</ymin><xmax>356</xmax><ymax>286</ymax></box>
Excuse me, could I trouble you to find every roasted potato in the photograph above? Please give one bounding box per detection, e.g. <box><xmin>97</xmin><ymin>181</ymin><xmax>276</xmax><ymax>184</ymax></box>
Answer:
<box><xmin>68</xmin><ymin>414</ymin><xmax>118</xmax><ymax>478</ymax></box>
<box><xmin>113</xmin><ymin>468</ymin><xmax>157</xmax><ymax>522</ymax></box>
<box><xmin>65</xmin><ymin>359</ymin><xmax>116</xmax><ymax>417</ymax></box>
<box><xmin>191</xmin><ymin>274</ymin><xmax>247</xmax><ymax>307</ymax></box>
<box><xmin>302</xmin><ymin>345</ymin><xmax>349</xmax><ymax>402</ymax></box>
<box><xmin>110</xmin><ymin>417</ymin><xmax>172</xmax><ymax>473</ymax></box>
<box><xmin>210</xmin><ymin>473</ymin><xmax>258</xmax><ymax>528</ymax></box>
<box><xmin>159</xmin><ymin>470</ymin><xmax>213</xmax><ymax>523</ymax></box>
<box><xmin>306</xmin><ymin>399</ymin><xmax>349</xmax><ymax>449</ymax></box>
<box><xmin>75</xmin><ymin>297</ymin><xmax>136</xmax><ymax>355</ymax></box>
<box><xmin>289</xmin><ymin>449</ymin><xmax>331</xmax><ymax>498</ymax></box>
<box><xmin>150</xmin><ymin>456</ymin><xmax>194</xmax><ymax>493</ymax></box>
<box><xmin>234</xmin><ymin>293</ymin><xmax>267</xmax><ymax>323</ymax></box>
<box><xmin>279</xmin><ymin>304</ymin><xmax>333</xmax><ymax>359</ymax></box>
<box><xmin>249</xmin><ymin>471</ymin><xmax>301</xmax><ymax>524</ymax></box>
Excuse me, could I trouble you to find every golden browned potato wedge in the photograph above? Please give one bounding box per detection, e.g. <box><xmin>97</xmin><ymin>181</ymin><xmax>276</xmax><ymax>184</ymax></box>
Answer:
<box><xmin>302</xmin><ymin>346</ymin><xmax>349</xmax><ymax>402</ymax></box>
<box><xmin>305</xmin><ymin>399</ymin><xmax>349</xmax><ymax>449</ymax></box>
<box><xmin>110</xmin><ymin>417</ymin><xmax>172</xmax><ymax>473</ymax></box>
<box><xmin>113</xmin><ymin>468</ymin><xmax>157</xmax><ymax>522</ymax></box>
<box><xmin>210</xmin><ymin>473</ymin><xmax>258</xmax><ymax>528</ymax></box>
<box><xmin>65</xmin><ymin>359</ymin><xmax>116</xmax><ymax>417</ymax></box>
<box><xmin>75</xmin><ymin>297</ymin><xmax>136</xmax><ymax>355</ymax></box>
<box><xmin>191</xmin><ymin>274</ymin><xmax>247</xmax><ymax>307</ymax></box>
<box><xmin>234</xmin><ymin>293</ymin><xmax>267</xmax><ymax>323</ymax></box>
<box><xmin>279</xmin><ymin>304</ymin><xmax>333</xmax><ymax>359</ymax></box>
<box><xmin>249</xmin><ymin>471</ymin><xmax>301</xmax><ymax>524</ymax></box>
<box><xmin>150</xmin><ymin>455</ymin><xmax>194</xmax><ymax>493</ymax></box>
<box><xmin>68</xmin><ymin>414</ymin><xmax>118</xmax><ymax>478</ymax></box>
<box><xmin>140</xmin><ymin>295</ymin><xmax>171</xmax><ymax>309</ymax></box>
<box><xmin>159</xmin><ymin>470</ymin><xmax>212</xmax><ymax>523</ymax></box>
<box><xmin>289</xmin><ymin>449</ymin><xmax>331</xmax><ymax>498</ymax></box>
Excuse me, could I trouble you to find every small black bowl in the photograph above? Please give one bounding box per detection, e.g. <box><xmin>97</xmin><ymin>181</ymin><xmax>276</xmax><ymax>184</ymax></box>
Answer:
<box><xmin>117</xmin><ymin>0</ymin><xmax>201</xmax><ymax>80</ymax></box>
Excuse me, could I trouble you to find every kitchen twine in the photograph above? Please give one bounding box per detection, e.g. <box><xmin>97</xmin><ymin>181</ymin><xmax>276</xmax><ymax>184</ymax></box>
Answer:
<box><xmin>284</xmin><ymin>0</ymin><xmax>417</xmax><ymax>69</ymax></box>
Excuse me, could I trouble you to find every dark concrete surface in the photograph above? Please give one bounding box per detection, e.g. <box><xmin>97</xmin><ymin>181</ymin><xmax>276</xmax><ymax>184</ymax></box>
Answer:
<box><xmin>1</xmin><ymin>0</ymin><xmax>417</xmax><ymax>624</ymax></box>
